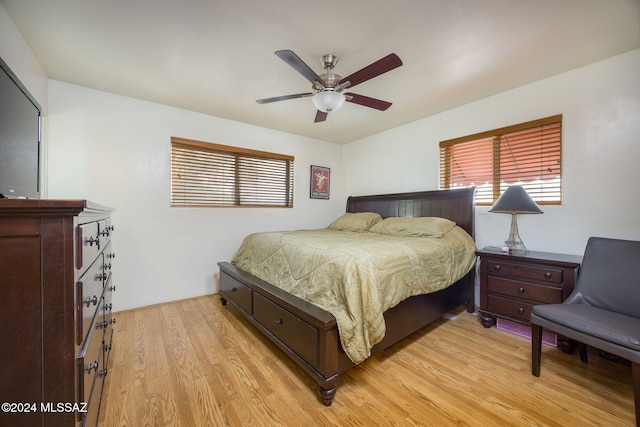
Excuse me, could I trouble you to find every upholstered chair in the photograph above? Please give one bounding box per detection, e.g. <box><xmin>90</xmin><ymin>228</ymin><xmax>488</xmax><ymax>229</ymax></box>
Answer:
<box><xmin>530</xmin><ymin>237</ymin><xmax>640</xmax><ymax>426</ymax></box>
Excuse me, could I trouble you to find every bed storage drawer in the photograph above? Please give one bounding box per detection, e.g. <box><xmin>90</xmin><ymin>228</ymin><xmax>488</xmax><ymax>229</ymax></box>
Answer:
<box><xmin>253</xmin><ymin>292</ymin><xmax>319</xmax><ymax>366</ymax></box>
<box><xmin>220</xmin><ymin>273</ymin><xmax>252</xmax><ymax>313</ymax></box>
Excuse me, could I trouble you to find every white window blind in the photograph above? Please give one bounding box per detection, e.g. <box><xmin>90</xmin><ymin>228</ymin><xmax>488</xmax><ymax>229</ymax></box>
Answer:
<box><xmin>439</xmin><ymin>115</ymin><xmax>562</xmax><ymax>205</ymax></box>
<box><xmin>171</xmin><ymin>137</ymin><xmax>294</xmax><ymax>207</ymax></box>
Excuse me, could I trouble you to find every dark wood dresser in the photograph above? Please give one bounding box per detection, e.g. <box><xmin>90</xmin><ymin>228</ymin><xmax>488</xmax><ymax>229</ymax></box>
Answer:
<box><xmin>0</xmin><ymin>200</ymin><xmax>116</xmax><ymax>427</ymax></box>
<box><xmin>477</xmin><ymin>248</ymin><xmax>582</xmax><ymax>328</ymax></box>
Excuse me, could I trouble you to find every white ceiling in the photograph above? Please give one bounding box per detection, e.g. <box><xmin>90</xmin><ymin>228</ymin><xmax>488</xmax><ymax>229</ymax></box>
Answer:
<box><xmin>2</xmin><ymin>0</ymin><xmax>639</xmax><ymax>144</ymax></box>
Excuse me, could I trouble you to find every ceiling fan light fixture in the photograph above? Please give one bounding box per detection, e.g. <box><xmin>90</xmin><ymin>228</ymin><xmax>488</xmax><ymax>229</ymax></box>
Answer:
<box><xmin>257</xmin><ymin>50</ymin><xmax>403</xmax><ymax>122</ymax></box>
<box><xmin>312</xmin><ymin>90</ymin><xmax>345</xmax><ymax>113</ymax></box>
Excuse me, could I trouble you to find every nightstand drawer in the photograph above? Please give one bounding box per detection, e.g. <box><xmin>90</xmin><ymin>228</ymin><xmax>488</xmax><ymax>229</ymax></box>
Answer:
<box><xmin>487</xmin><ymin>260</ymin><xmax>563</xmax><ymax>284</ymax></box>
<box><xmin>487</xmin><ymin>277</ymin><xmax>563</xmax><ymax>303</ymax></box>
<box><xmin>487</xmin><ymin>294</ymin><xmax>533</xmax><ymax>322</ymax></box>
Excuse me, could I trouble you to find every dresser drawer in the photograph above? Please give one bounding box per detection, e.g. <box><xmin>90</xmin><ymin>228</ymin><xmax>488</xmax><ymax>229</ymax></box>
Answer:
<box><xmin>487</xmin><ymin>277</ymin><xmax>563</xmax><ymax>304</ymax></box>
<box><xmin>98</xmin><ymin>218</ymin><xmax>113</xmax><ymax>244</ymax></box>
<box><xmin>76</xmin><ymin>299</ymin><xmax>104</xmax><ymax>410</ymax></box>
<box><xmin>103</xmin><ymin>278</ymin><xmax>115</xmax><ymax>356</ymax></box>
<box><xmin>76</xmin><ymin>255</ymin><xmax>106</xmax><ymax>345</ymax></box>
<box><xmin>103</xmin><ymin>274</ymin><xmax>116</xmax><ymax>344</ymax></box>
<box><xmin>103</xmin><ymin>240</ymin><xmax>114</xmax><ymax>275</ymax></box>
<box><xmin>105</xmin><ymin>241</ymin><xmax>116</xmax><ymax>271</ymax></box>
<box><xmin>220</xmin><ymin>274</ymin><xmax>252</xmax><ymax>313</ymax></box>
<box><xmin>78</xmin><ymin>340</ymin><xmax>105</xmax><ymax>427</ymax></box>
<box><xmin>82</xmin><ymin>385</ymin><xmax>101</xmax><ymax>427</ymax></box>
<box><xmin>77</xmin><ymin>221</ymin><xmax>102</xmax><ymax>273</ymax></box>
<box><xmin>253</xmin><ymin>292</ymin><xmax>319</xmax><ymax>366</ymax></box>
<box><xmin>487</xmin><ymin>260</ymin><xmax>563</xmax><ymax>284</ymax></box>
<box><xmin>104</xmin><ymin>328</ymin><xmax>115</xmax><ymax>368</ymax></box>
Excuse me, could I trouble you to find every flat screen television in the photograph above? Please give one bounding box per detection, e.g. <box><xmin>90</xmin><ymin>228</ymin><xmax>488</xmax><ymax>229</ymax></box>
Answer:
<box><xmin>0</xmin><ymin>56</ymin><xmax>42</xmax><ymax>199</ymax></box>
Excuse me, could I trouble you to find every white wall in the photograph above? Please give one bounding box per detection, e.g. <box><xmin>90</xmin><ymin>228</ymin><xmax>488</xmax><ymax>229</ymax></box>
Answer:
<box><xmin>0</xmin><ymin>5</ymin><xmax>48</xmax><ymax>111</ymax></box>
<box><xmin>345</xmin><ymin>49</ymin><xmax>640</xmax><ymax>256</ymax></box>
<box><xmin>45</xmin><ymin>81</ymin><xmax>345</xmax><ymax>311</ymax></box>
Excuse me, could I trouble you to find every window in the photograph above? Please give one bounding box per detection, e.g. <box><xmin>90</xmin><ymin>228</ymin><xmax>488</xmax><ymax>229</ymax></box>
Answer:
<box><xmin>171</xmin><ymin>137</ymin><xmax>294</xmax><ymax>207</ymax></box>
<box><xmin>439</xmin><ymin>115</ymin><xmax>562</xmax><ymax>205</ymax></box>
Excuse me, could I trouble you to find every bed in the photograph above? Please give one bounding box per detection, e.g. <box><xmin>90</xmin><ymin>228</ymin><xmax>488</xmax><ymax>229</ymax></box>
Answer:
<box><xmin>218</xmin><ymin>187</ymin><xmax>477</xmax><ymax>406</ymax></box>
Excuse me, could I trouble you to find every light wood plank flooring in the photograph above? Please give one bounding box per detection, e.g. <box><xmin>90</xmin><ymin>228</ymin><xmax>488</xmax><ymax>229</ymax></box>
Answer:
<box><xmin>99</xmin><ymin>295</ymin><xmax>634</xmax><ymax>426</ymax></box>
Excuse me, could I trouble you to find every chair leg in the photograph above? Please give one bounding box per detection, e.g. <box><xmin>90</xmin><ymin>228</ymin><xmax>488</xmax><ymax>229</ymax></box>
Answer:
<box><xmin>633</xmin><ymin>362</ymin><xmax>639</xmax><ymax>427</ymax></box>
<box><xmin>532</xmin><ymin>323</ymin><xmax>543</xmax><ymax>377</ymax></box>
<box><xmin>578</xmin><ymin>342</ymin><xmax>588</xmax><ymax>363</ymax></box>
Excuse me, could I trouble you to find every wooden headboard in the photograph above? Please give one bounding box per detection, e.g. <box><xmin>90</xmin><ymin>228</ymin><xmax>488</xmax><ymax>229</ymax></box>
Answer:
<box><xmin>345</xmin><ymin>187</ymin><xmax>476</xmax><ymax>238</ymax></box>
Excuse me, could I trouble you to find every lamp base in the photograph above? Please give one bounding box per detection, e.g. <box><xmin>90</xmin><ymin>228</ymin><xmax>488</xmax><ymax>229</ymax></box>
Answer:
<box><xmin>504</xmin><ymin>214</ymin><xmax>528</xmax><ymax>254</ymax></box>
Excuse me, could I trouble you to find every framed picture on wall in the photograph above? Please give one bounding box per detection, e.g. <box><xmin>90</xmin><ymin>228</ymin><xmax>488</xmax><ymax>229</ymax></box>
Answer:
<box><xmin>310</xmin><ymin>165</ymin><xmax>330</xmax><ymax>199</ymax></box>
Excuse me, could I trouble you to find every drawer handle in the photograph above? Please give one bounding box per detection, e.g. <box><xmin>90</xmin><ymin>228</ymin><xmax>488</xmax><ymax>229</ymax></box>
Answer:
<box><xmin>109</xmin><ymin>285</ymin><xmax>117</xmax><ymax>292</ymax></box>
<box><xmin>544</xmin><ymin>272</ymin><xmax>552</xmax><ymax>279</ymax></box>
<box><xmin>85</xmin><ymin>361</ymin><xmax>98</xmax><ymax>374</ymax></box>
<box><xmin>107</xmin><ymin>252</ymin><xmax>116</xmax><ymax>259</ymax></box>
<box><xmin>493</xmin><ymin>264</ymin><xmax>501</xmax><ymax>271</ymax></box>
<box><xmin>231</xmin><ymin>287</ymin><xmax>238</xmax><ymax>292</ymax></box>
<box><xmin>104</xmin><ymin>303</ymin><xmax>113</xmax><ymax>312</ymax></box>
<box><xmin>99</xmin><ymin>225</ymin><xmax>115</xmax><ymax>237</ymax></box>
<box><xmin>517</xmin><ymin>307</ymin><xmax>525</xmax><ymax>315</ymax></box>
<box><xmin>98</xmin><ymin>368</ymin><xmax>108</xmax><ymax>378</ymax></box>
<box><xmin>105</xmin><ymin>344</ymin><xmax>113</xmax><ymax>352</ymax></box>
<box><xmin>97</xmin><ymin>320</ymin><xmax>108</xmax><ymax>329</ymax></box>
<box><xmin>109</xmin><ymin>318</ymin><xmax>117</xmax><ymax>325</ymax></box>
<box><xmin>86</xmin><ymin>236</ymin><xmax>100</xmax><ymax>247</ymax></box>
<box><xmin>84</xmin><ymin>295</ymin><xmax>98</xmax><ymax>307</ymax></box>
<box><xmin>275</xmin><ymin>318</ymin><xmax>283</xmax><ymax>326</ymax></box>
<box><xmin>518</xmin><ymin>287</ymin><xmax>525</xmax><ymax>294</ymax></box>
<box><xmin>105</xmin><ymin>263</ymin><xmax>112</xmax><ymax>270</ymax></box>
<box><xmin>96</xmin><ymin>272</ymin><xmax>108</xmax><ymax>282</ymax></box>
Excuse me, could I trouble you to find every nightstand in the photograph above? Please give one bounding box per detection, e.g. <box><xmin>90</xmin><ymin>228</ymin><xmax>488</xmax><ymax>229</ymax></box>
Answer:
<box><xmin>477</xmin><ymin>248</ymin><xmax>582</xmax><ymax>328</ymax></box>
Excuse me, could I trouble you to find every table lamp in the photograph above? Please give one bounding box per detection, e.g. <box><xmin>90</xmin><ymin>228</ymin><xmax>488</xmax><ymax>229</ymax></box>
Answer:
<box><xmin>488</xmin><ymin>185</ymin><xmax>543</xmax><ymax>253</ymax></box>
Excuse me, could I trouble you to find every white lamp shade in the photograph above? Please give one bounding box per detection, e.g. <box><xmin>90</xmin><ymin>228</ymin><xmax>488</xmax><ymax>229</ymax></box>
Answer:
<box><xmin>312</xmin><ymin>90</ymin><xmax>345</xmax><ymax>113</ymax></box>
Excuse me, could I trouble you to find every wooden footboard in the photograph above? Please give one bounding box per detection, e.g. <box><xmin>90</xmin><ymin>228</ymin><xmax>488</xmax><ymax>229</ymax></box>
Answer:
<box><xmin>218</xmin><ymin>261</ymin><xmax>347</xmax><ymax>405</ymax></box>
<box><xmin>218</xmin><ymin>261</ymin><xmax>474</xmax><ymax>406</ymax></box>
<box><xmin>218</xmin><ymin>187</ymin><xmax>477</xmax><ymax>406</ymax></box>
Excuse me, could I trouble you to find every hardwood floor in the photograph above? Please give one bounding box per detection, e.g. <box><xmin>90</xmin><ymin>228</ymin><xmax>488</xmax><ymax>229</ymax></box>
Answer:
<box><xmin>99</xmin><ymin>295</ymin><xmax>635</xmax><ymax>426</ymax></box>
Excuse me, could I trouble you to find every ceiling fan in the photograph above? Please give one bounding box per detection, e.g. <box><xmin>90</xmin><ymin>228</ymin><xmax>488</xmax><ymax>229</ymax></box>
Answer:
<box><xmin>256</xmin><ymin>50</ymin><xmax>403</xmax><ymax>123</ymax></box>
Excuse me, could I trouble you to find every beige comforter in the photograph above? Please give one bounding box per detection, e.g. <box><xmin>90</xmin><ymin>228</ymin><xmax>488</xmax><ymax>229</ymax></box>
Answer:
<box><xmin>232</xmin><ymin>226</ymin><xmax>477</xmax><ymax>364</ymax></box>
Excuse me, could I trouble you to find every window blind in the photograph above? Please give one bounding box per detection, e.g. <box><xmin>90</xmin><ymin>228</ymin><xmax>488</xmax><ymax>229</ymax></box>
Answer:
<box><xmin>439</xmin><ymin>115</ymin><xmax>562</xmax><ymax>205</ymax></box>
<box><xmin>171</xmin><ymin>137</ymin><xmax>294</xmax><ymax>207</ymax></box>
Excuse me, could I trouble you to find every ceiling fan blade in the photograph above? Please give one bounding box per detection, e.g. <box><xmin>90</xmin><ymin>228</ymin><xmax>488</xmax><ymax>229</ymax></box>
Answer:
<box><xmin>256</xmin><ymin>93</ymin><xmax>313</xmax><ymax>104</ymax></box>
<box><xmin>275</xmin><ymin>50</ymin><xmax>326</xmax><ymax>88</ymax></box>
<box><xmin>339</xmin><ymin>53</ymin><xmax>403</xmax><ymax>88</ymax></box>
<box><xmin>314</xmin><ymin>110</ymin><xmax>328</xmax><ymax>123</ymax></box>
<box><xmin>345</xmin><ymin>93</ymin><xmax>392</xmax><ymax>111</ymax></box>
